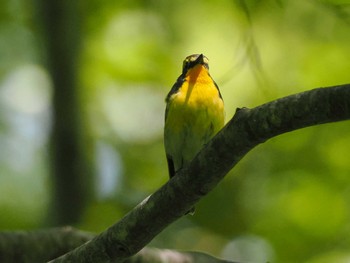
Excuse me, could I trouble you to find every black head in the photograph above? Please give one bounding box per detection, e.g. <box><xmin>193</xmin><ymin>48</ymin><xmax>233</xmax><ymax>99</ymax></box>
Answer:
<box><xmin>182</xmin><ymin>54</ymin><xmax>209</xmax><ymax>75</ymax></box>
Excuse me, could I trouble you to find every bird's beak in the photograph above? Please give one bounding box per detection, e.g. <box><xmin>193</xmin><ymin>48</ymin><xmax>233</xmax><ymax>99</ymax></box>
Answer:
<box><xmin>195</xmin><ymin>54</ymin><xmax>204</xmax><ymax>65</ymax></box>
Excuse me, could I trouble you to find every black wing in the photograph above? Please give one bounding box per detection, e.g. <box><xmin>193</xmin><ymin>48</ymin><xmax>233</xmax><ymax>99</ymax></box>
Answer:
<box><xmin>213</xmin><ymin>80</ymin><xmax>223</xmax><ymax>100</ymax></box>
<box><xmin>164</xmin><ymin>74</ymin><xmax>185</xmax><ymax>179</ymax></box>
<box><xmin>165</xmin><ymin>74</ymin><xmax>185</xmax><ymax>121</ymax></box>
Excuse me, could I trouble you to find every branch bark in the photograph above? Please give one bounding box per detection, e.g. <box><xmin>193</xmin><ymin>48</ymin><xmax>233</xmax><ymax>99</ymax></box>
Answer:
<box><xmin>0</xmin><ymin>227</ymin><xmax>93</xmax><ymax>263</ymax></box>
<box><xmin>126</xmin><ymin>249</ymin><xmax>236</xmax><ymax>263</ymax></box>
<box><xmin>0</xmin><ymin>228</ymin><xmax>234</xmax><ymax>263</ymax></box>
<box><xmin>46</xmin><ymin>84</ymin><xmax>350</xmax><ymax>262</ymax></box>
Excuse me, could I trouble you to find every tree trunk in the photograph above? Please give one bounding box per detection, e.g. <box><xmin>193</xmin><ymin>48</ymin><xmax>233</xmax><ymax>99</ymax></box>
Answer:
<box><xmin>37</xmin><ymin>1</ymin><xmax>93</xmax><ymax>225</ymax></box>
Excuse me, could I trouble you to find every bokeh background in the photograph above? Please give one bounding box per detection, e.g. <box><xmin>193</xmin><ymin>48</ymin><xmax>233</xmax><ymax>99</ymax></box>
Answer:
<box><xmin>1</xmin><ymin>0</ymin><xmax>350</xmax><ymax>262</ymax></box>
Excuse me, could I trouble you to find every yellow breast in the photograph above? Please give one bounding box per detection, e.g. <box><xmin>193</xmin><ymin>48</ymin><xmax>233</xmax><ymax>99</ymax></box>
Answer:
<box><xmin>164</xmin><ymin>63</ymin><xmax>225</xmax><ymax>171</ymax></box>
<box><xmin>166</xmin><ymin>64</ymin><xmax>224</xmax><ymax>133</ymax></box>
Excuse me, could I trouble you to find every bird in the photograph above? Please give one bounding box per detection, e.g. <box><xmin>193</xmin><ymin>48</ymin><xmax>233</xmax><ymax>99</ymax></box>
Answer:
<box><xmin>164</xmin><ymin>54</ymin><xmax>225</xmax><ymax>214</ymax></box>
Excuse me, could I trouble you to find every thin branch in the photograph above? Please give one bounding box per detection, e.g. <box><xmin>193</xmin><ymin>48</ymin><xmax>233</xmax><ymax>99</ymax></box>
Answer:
<box><xmin>49</xmin><ymin>84</ymin><xmax>350</xmax><ymax>262</ymax></box>
<box><xmin>126</xmin><ymin>249</ymin><xmax>236</xmax><ymax>263</ymax></box>
<box><xmin>0</xmin><ymin>228</ymin><xmax>234</xmax><ymax>263</ymax></box>
<box><xmin>0</xmin><ymin>227</ymin><xmax>93</xmax><ymax>263</ymax></box>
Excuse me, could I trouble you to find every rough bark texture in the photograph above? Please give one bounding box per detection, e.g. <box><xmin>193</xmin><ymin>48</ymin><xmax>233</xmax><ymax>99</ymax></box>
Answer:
<box><xmin>0</xmin><ymin>228</ymin><xmax>233</xmax><ymax>263</ymax></box>
<box><xmin>0</xmin><ymin>227</ymin><xmax>93</xmax><ymax>263</ymax></box>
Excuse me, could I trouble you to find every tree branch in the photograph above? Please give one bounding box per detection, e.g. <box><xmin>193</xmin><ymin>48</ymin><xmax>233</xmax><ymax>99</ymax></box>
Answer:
<box><xmin>0</xmin><ymin>228</ymin><xmax>234</xmax><ymax>263</ymax></box>
<box><xmin>48</xmin><ymin>84</ymin><xmax>349</xmax><ymax>262</ymax></box>
<box><xmin>0</xmin><ymin>227</ymin><xmax>93</xmax><ymax>263</ymax></box>
<box><xmin>126</xmin><ymin>249</ymin><xmax>236</xmax><ymax>263</ymax></box>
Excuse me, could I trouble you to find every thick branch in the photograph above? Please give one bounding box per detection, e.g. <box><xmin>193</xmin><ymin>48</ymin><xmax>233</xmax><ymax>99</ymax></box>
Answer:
<box><xmin>50</xmin><ymin>84</ymin><xmax>350</xmax><ymax>262</ymax></box>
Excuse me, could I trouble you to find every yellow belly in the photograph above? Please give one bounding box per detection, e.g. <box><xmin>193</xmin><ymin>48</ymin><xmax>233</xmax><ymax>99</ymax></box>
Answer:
<box><xmin>164</xmin><ymin>77</ymin><xmax>225</xmax><ymax>172</ymax></box>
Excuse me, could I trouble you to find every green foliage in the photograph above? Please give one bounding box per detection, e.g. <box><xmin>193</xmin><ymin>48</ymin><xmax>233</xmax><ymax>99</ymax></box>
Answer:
<box><xmin>0</xmin><ymin>0</ymin><xmax>349</xmax><ymax>262</ymax></box>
